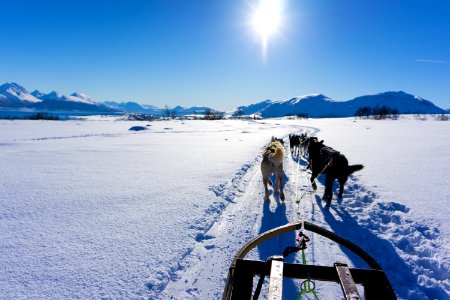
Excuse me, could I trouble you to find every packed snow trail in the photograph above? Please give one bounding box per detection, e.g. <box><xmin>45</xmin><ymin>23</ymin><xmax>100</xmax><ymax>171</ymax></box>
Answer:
<box><xmin>160</xmin><ymin>125</ymin><xmax>447</xmax><ymax>299</ymax></box>
<box><xmin>159</xmin><ymin>127</ymin><xmax>331</xmax><ymax>299</ymax></box>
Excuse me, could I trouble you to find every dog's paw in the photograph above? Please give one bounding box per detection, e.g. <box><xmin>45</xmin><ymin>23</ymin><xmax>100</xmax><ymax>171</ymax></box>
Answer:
<box><xmin>322</xmin><ymin>195</ymin><xmax>332</xmax><ymax>207</ymax></box>
<box><xmin>280</xmin><ymin>193</ymin><xmax>285</xmax><ymax>201</ymax></box>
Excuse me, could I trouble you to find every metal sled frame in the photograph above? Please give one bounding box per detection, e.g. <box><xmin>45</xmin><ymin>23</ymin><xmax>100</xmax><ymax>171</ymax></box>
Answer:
<box><xmin>222</xmin><ymin>221</ymin><xmax>397</xmax><ymax>300</ymax></box>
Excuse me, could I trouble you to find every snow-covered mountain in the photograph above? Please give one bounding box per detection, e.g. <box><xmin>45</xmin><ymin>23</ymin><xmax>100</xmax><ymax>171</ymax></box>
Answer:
<box><xmin>2</xmin><ymin>83</ymin><xmax>446</xmax><ymax>118</ymax></box>
<box><xmin>0</xmin><ymin>83</ymin><xmax>217</xmax><ymax>116</ymax></box>
<box><xmin>171</xmin><ymin>105</ymin><xmax>212</xmax><ymax>115</ymax></box>
<box><xmin>344</xmin><ymin>91</ymin><xmax>444</xmax><ymax>115</ymax></box>
<box><xmin>262</xmin><ymin>94</ymin><xmax>341</xmax><ymax>118</ymax></box>
<box><xmin>103</xmin><ymin>101</ymin><xmax>164</xmax><ymax>115</ymax></box>
<box><xmin>234</xmin><ymin>99</ymin><xmax>277</xmax><ymax>116</ymax></box>
<box><xmin>30</xmin><ymin>90</ymin><xmax>46</xmax><ymax>99</ymax></box>
<box><xmin>0</xmin><ymin>82</ymin><xmax>42</xmax><ymax>107</ymax></box>
<box><xmin>0</xmin><ymin>83</ymin><xmax>116</xmax><ymax>112</ymax></box>
<box><xmin>35</xmin><ymin>90</ymin><xmax>102</xmax><ymax>104</ymax></box>
<box><xmin>239</xmin><ymin>91</ymin><xmax>446</xmax><ymax>118</ymax></box>
<box><xmin>104</xmin><ymin>101</ymin><xmax>215</xmax><ymax>116</ymax></box>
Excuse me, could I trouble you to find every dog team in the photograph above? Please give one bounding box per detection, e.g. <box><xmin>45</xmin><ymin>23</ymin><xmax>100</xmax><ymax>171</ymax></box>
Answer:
<box><xmin>261</xmin><ymin>133</ymin><xmax>363</xmax><ymax>206</ymax></box>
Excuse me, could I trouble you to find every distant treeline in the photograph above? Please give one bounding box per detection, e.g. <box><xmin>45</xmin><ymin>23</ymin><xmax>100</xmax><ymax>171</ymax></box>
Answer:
<box><xmin>0</xmin><ymin>112</ymin><xmax>60</xmax><ymax>120</ymax></box>
<box><xmin>354</xmin><ymin>105</ymin><xmax>399</xmax><ymax>120</ymax></box>
<box><xmin>285</xmin><ymin>113</ymin><xmax>309</xmax><ymax>119</ymax></box>
<box><xmin>125</xmin><ymin>108</ymin><xmax>225</xmax><ymax>121</ymax></box>
<box><xmin>28</xmin><ymin>112</ymin><xmax>60</xmax><ymax>120</ymax></box>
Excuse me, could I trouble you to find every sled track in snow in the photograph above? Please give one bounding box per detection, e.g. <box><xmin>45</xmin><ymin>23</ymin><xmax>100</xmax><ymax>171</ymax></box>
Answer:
<box><xmin>156</xmin><ymin>126</ymin><xmax>317</xmax><ymax>298</ymax></box>
<box><xmin>157</xmin><ymin>125</ymin><xmax>448</xmax><ymax>299</ymax></box>
<box><xmin>151</xmin><ymin>155</ymin><xmax>263</xmax><ymax>299</ymax></box>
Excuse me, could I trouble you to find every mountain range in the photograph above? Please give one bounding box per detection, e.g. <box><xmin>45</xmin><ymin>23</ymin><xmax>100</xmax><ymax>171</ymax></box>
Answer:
<box><xmin>0</xmin><ymin>82</ymin><xmax>115</xmax><ymax>113</ymax></box>
<box><xmin>103</xmin><ymin>101</ymin><xmax>212</xmax><ymax>116</ymax></box>
<box><xmin>235</xmin><ymin>92</ymin><xmax>446</xmax><ymax>118</ymax></box>
<box><xmin>0</xmin><ymin>83</ymin><xmax>214</xmax><ymax>116</ymax></box>
<box><xmin>0</xmin><ymin>82</ymin><xmax>447</xmax><ymax>118</ymax></box>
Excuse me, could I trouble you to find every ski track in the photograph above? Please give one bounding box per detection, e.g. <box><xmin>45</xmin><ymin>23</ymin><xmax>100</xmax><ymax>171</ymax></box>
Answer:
<box><xmin>6</xmin><ymin>127</ymin><xmax>248</xmax><ymax>144</ymax></box>
<box><xmin>159</xmin><ymin>126</ymin><xmax>448</xmax><ymax>299</ymax></box>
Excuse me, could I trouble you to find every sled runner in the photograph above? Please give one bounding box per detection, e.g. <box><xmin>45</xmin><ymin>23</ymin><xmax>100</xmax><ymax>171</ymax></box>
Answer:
<box><xmin>222</xmin><ymin>221</ymin><xmax>396</xmax><ymax>300</ymax></box>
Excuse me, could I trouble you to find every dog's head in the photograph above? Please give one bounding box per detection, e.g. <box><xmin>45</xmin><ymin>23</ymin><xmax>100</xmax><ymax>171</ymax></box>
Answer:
<box><xmin>271</xmin><ymin>136</ymin><xmax>284</xmax><ymax>146</ymax></box>
<box><xmin>263</xmin><ymin>140</ymin><xmax>283</xmax><ymax>158</ymax></box>
<box><xmin>263</xmin><ymin>146</ymin><xmax>275</xmax><ymax>157</ymax></box>
<box><xmin>307</xmin><ymin>138</ymin><xmax>324</xmax><ymax>157</ymax></box>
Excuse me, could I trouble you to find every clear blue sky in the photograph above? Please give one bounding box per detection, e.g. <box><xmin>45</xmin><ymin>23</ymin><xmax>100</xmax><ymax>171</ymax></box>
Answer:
<box><xmin>1</xmin><ymin>0</ymin><xmax>449</xmax><ymax>110</ymax></box>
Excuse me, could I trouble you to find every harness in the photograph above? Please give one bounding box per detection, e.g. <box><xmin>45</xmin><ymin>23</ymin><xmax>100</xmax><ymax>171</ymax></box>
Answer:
<box><xmin>317</xmin><ymin>146</ymin><xmax>339</xmax><ymax>171</ymax></box>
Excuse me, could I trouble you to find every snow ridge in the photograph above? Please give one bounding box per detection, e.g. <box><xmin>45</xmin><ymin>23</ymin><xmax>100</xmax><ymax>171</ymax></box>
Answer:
<box><xmin>147</xmin><ymin>156</ymin><xmax>259</xmax><ymax>298</ymax></box>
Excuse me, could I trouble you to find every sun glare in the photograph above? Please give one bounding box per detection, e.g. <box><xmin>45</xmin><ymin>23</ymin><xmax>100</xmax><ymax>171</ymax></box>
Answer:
<box><xmin>251</xmin><ymin>0</ymin><xmax>284</xmax><ymax>58</ymax></box>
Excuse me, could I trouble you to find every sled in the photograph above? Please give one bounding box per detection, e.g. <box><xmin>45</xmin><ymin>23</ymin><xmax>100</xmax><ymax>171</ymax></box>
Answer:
<box><xmin>222</xmin><ymin>221</ymin><xmax>396</xmax><ymax>300</ymax></box>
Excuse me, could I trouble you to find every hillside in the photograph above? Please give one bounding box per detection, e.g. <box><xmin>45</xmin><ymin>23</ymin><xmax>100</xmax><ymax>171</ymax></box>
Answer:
<box><xmin>239</xmin><ymin>91</ymin><xmax>446</xmax><ymax>118</ymax></box>
<box><xmin>0</xmin><ymin>83</ymin><xmax>116</xmax><ymax>112</ymax></box>
<box><xmin>1</xmin><ymin>83</ymin><xmax>447</xmax><ymax>118</ymax></box>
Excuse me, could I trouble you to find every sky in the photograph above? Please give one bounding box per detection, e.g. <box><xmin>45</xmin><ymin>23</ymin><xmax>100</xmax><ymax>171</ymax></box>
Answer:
<box><xmin>1</xmin><ymin>0</ymin><xmax>449</xmax><ymax>110</ymax></box>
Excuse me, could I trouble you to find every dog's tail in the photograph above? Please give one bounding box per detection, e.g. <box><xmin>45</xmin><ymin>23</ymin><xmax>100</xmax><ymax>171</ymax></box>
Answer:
<box><xmin>347</xmin><ymin>164</ymin><xmax>364</xmax><ymax>176</ymax></box>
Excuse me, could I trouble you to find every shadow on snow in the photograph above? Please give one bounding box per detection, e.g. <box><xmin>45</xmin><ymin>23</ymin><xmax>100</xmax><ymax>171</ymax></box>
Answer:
<box><xmin>315</xmin><ymin>191</ymin><xmax>445</xmax><ymax>299</ymax></box>
<box><xmin>256</xmin><ymin>180</ymin><xmax>299</xmax><ymax>299</ymax></box>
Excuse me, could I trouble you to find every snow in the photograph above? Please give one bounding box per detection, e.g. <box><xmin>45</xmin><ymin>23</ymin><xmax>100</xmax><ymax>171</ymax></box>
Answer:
<box><xmin>39</xmin><ymin>91</ymin><xmax>99</xmax><ymax>105</ymax></box>
<box><xmin>0</xmin><ymin>116</ymin><xmax>448</xmax><ymax>299</ymax></box>
<box><xmin>290</xmin><ymin>94</ymin><xmax>333</xmax><ymax>105</ymax></box>
<box><xmin>0</xmin><ymin>82</ymin><xmax>41</xmax><ymax>104</ymax></box>
<box><xmin>240</xmin><ymin>91</ymin><xmax>445</xmax><ymax>118</ymax></box>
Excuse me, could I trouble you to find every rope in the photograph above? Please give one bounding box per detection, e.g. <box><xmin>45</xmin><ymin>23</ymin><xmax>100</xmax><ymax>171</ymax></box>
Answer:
<box><xmin>281</xmin><ymin>224</ymin><xmax>320</xmax><ymax>300</ymax></box>
<box><xmin>295</xmin><ymin>155</ymin><xmax>300</xmax><ymax>200</ymax></box>
<box><xmin>297</xmin><ymin>278</ymin><xmax>320</xmax><ymax>300</ymax></box>
<box><xmin>288</xmin><ymin>140</ymin><xmax>335</xmax><ymax>300</ymax></box>
<box><xmin>294</xmin><ymin>157</ymin><xmax>333</xmax><ymax>208</ymax></box>
<box><xmin>291</xmin><ymin>158</ymin><xmax>333</xmax><ymax>300</ymax></box>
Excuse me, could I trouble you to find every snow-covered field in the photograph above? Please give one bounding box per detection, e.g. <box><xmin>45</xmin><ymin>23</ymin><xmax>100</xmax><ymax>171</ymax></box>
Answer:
<box><xmin>0</xmin><ymin>116</ymin><xmax>448</xmax><ymax>299</ymax></box>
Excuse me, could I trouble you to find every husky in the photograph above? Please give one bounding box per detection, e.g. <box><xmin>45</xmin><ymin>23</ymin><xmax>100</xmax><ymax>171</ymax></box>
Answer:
<box><xmin>289</xmin><ymin>133</ymin><xmax>308</xmax><ymax>156</ymax></box>
<box><xmin>308</xmin><ymin>139</ymin><xmax>364</xmax><ymax>206</ymax></box>
<box><xmin>261</xmin><ymin>139</ymin><xmax>285</xmax><ymax>201</ymax></box>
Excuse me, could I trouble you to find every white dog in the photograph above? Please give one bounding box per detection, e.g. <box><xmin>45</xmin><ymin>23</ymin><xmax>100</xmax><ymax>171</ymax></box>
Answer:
<box><xmin>261</xmin><ymin>139</ymin><xmax>285</xmax><ymax>201</ymax></box>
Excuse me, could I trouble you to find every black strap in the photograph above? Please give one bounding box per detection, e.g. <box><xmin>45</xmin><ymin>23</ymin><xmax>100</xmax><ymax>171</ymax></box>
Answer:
<box><xmin>252</xmin><ymin>260</ymin><xmax>270</xmax><ymax>300</ymax></box>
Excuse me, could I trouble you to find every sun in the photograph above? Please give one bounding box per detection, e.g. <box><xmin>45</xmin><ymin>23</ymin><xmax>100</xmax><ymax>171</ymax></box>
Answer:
<box><xmin>252</xmin><ymin>1</ymin><xmax>282</xmax><ymax>39</ymax></box>
<box><xmin>251</xmin><ymin>0</ymin><xmax>284</xmax><ymax>58</ymax></box>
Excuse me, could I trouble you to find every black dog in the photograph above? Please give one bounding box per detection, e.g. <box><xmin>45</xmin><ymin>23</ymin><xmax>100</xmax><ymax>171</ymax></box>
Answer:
<box><xmin>302</xmin><ymin>136</ymin><xmax>318</xmax><ymax>158</ymax></box>
<box><xmin>289</xmin><ymin>133</ymin><xmax>308</xmax><ymax>156</ymax></box>
<box><xmin>308</xmin><ymin>139</ymin><xmax>364</xmax><ymax>206</ymax></box>
<box><xmin>289</xmin><ymin>134</ymin><xmax>300</xmax><ymax>156</ymax></box>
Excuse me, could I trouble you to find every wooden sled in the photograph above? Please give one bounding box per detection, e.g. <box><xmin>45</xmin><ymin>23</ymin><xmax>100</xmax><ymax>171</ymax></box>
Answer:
<box><xmin>222</xmin><ymin>221</ymin><xmax>396</xmax><ymax>300</ymax></box>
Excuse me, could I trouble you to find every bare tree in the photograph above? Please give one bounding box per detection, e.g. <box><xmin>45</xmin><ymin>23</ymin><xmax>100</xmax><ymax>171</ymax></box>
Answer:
<box><xmin>164</xmin><ymin>105</ymin><xmax>171</xmax><ymax>118</ymax></box>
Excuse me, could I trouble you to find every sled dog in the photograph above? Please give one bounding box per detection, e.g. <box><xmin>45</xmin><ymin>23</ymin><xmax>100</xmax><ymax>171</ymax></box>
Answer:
<box><xmin>261</xmin><ymin>139</ymin><xmax>285</xmax><ymax>201</ymax></box>
<box><xmin>308</xmin><ymin>139</ymin><xmax>364</xmax><ymax>206</ymax></box>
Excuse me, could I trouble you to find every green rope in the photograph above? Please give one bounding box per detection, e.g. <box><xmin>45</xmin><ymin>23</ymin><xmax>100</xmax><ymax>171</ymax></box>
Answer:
<box><xmin>295</xmin><ymin>249</ymin><xmax>320</xmax><ymax>300</ymax></box>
